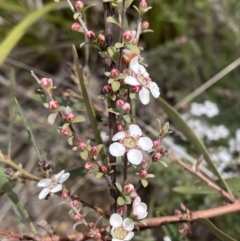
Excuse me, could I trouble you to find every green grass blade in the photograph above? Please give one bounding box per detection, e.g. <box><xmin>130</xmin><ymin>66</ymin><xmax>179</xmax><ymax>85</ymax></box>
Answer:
<box><xmin>15</xmin><ymin>99</ymin><xmax>43</xmax><ymax>163</ymax></box>
<box><xmin>158</xmin><ymin>97</ymin><xmax>233</xmax><ymax>196</ymax></box>
<box><xmin>0</xmin><ymin>2</ymin><xmax>65</xmax><ymax>66</ymax></box>
<box><xmin>0</xmin><ymin>163</ymin><xmax>36</xmax><ymax>233</ymax></box>
<box><xmin>72</xmin><ymin>45</ymin><xmax>107</xmax><ymax>161</ymax></box>
<box><xmin>196</xmin><ymin>218</ymin><xmax>237</xmax><ymax>241</ymax></box>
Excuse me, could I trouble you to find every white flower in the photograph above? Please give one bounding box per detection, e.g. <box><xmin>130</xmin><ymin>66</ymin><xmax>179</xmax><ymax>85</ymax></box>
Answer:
<box><xmin>125</xmin><ymin>57</ymin><xmax>160</xmax><ymax>105</ymax></box>
<box><xmin>206</xmin><ymin>125</ymin><xmax>229</xmax><ymax>141</ymax></box>
<box><xmin>163</xmin><ymin>236</ymin><xmax>172</xmax><ymax>241</ymax></box>
<box><xmin>132</xmin><ymin>196</ymin><xmax>148</xmax><ymax>220</ymax></box>
<box><xmin>110</xmin><ymin>213</ymin><xmax>134</xmax><ymax>241</ymax></box>
<box><xmin>190</xmin><ymin>102</ymin><xmax>206</xmax><ymax>116</ymax></box>
<box><xmin>109</xmin><ymin>124</ymin><xmax>153</xmax><ymax>165</ymax></box>
<box><xmin>37</xmin><ymin>170</ymin><xmax>70</xmax><ymax>199</ymax></box>
<box><xmin>203</xmin><ymin>100</ymin><xmax>219</xmax><ymax>118</ymax></box>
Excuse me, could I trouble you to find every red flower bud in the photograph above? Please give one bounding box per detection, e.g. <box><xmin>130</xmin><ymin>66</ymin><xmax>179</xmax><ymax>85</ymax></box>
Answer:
<box><xmin>40</xmin><ymin>78</ymin><xmax>51</xmax><ymax>87</ymax></box>
<box><xmin>141</xmin><ymin>158</ymin><xmax>147</xmax><ymax>165</ymax></box>
<box><xmin>100</xmin><ymin>166</ymin><xmax>108</xmax><ymax>173</ymax></box>
<box><xmin>142</xmin><ymin>21</ymin><xmax>149</xmax><ymax>29</ymax></box>
<box><xmin>71</xmin><ymin>22</ymin><xmax>81</xmax><ymax>32</ymax></box>
<box><xmin>74</xmin><ymin>214</ymin><xmax>82</xmax><ymax>222</ymax></box>
<box><xmin>72</xmin><ymin>200</ymin><xmax>80</xmax><ymax>207</ymax></box>
<box><xmin>61</xmin><ymin>128</ymin><xmax>70</xmax><ymax>136</ymax></box>
<box><xmin>139</xmin><ymin>0</ymin><xmax>147</xmax><ymax>8</ymax></box>
<box><xmin>103</xmin><ymin>85</ymin><xmax>112</xmax><ymax>94</ymax></box>
<box><xmin>116</xmin><ymin>124</ymin><xmax>123</xmax><ymax>131</ymax></box>
<box><xmin>131</xmin><ymin>85</ymin><xmax>141</xmax><ymax>93</ymax></box>
<box><xmin>91</xmin><ymin>146</ymin><xmax>98</xmax><ymax>154</ymax></box>
<box><xmin>86</xmin><ymin>30</ymin><xmax>95</xmax><ymax>40</ymax></box>
<box><xmin>124</xmin><ymin>183</ymin><xmax>134</xmax><ymax>193</ymax></box>
<box><xmin>122</xmin><ymin>102</ymin><xmax>130</xmax><ymax>112</ymax></box>
<box><xmin>85</xmin><ymin>162</ymin><xmax>93</xmax><ymax>170</ymax></box>
<box><xmin>123</xmin><ymin>31</ymin><xmax>132</xmax><ymax>41</ymax></box>
<box><xmin>111</xmin><ymin>68</ymin><xmax>120</xmax><ymax>77</ymax></box>
<box><xmin>66</xmin><ymin>112</ymin><xmax>75</xmax><ymax>122</ymax></box>
<box><xmin>140</xmin><ymin>169</ymin><xmax>148</xmax><ymax>178</ymax></box>
<box><xmin>78</xmin><ymin>141</ymin><xmax>87</xmax><ymax>150</ymax></box>
<box><xmin>49</xmin><ymin>100</ymin><xmax>58</xmax><ymax>110</ymax></box>
<box><xmin>75</xmin><ymin>1</ymin><xmax>84</xmax><ymax>10</ymax></box>
<box><xmin>94</xmin><ymin>232</ymin><xmax>101</xmax><ymax>240</ymax></box>
<box><xmin>61</xmin><ymin>191</ymin><xmax>69</xmax><ymax>200</ymax></box>
<box><xmin>152</xmin><ymin>140</ymin><xmax>159</xmax><ymax>148</ymax></box>
<box><xmin>153</xmin><ymin>152</ymin><xmax>162</xmax><ymax>160</ymax></box>
<box><xmin>116</xmin><ymin>99</ymin><xmax>125</xmax><ymax>107</ymax></box>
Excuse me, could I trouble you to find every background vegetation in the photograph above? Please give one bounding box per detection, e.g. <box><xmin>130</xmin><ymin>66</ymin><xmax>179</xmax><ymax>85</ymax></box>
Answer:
<box><xmin>0</xmin><ymin>0</ymin><xmax>240</xmax><ymax>240</ymax></box>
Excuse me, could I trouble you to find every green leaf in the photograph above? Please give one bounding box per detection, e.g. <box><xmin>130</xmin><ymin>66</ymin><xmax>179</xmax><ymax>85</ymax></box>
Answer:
<box><xmin>68</xmin><ymin>167</ymin><xmax>86</xmax><ymax>178</ymax></box>
<box><xmin>81</xmin><ymin>4</ymin><xmax>96</xmax><ymax>15</ymax></box>
<box><xmin>0</xmin><ymin>165</ymin><xmax>36</xmax><ymax>233</ymax></box>
<box><xmin>115</xmin><ymin>42</ymin><xmax>124</xmax><ymax>49</ymax></box>
<box><xmin>127</xmin><ymin>44</ymin><xmax>140</xmax><ymax>54</ymax></box>
<box><xmin>80</xmin><ymin>149</ymin><xmax>88</xmax><ymax>160</ymax></box>
<box><xmin>73</xmin><ymin>12</ymin><xmax>81</xmax><ymax>20</ymax></box>
<box><xmin>158</xmin><ymin>97</ymin><xmax>233</xmax><ymax>196</ymax></box>
<box><xmin>115</xmin><ymin>182</ymin><xmax>123</xmax><ymax>193</ymax></box>
<box><xmin>141</xmin><ymin>179</ymin><xmax>148</xmax><ymax>188</ymax></box>
<box><xmin>125</xmin><ymin>195</ymin><xmax>131</xmax><ymax>204</ymax></box>
<box><xmin>15</xmin><ymin>99</ymin><xmax>43</xmax><ymax>163</ymax></box>
<box><xmin>68</xmin><ymin>136</ymin><xmax>74</xmax><ymax>146</ymax></box>
<box><xmin>107</xmin><ymin>16</ymin><xmax>120</xmax><ymax>27</ymax></box>
<box><xmin>196</xmin><ymin>218</ymin><xmax>237</xmax><ymax>241</ymax></box>
<box><xmin>117</xmin><ymin>196</ymin><xmax>125</xmax><ymax>205</ymax></box>
<box><xmin>47</xmin><ymin>112</ymin><xmax>58</xmax><ymax>125</ymax></box>
<box><xmin>72</xmin><ymin>115</ymin><xmax>85</xmax><ymax>123</ymax></box>
<box><xmin>30</xmin><ymin>94</ymin><xmax>47</xmax><ymax>103</ymax></box>
<box><xmin>96</xmin><ymin>172</ymin><xmax>104</xmax><ymax>179</ymax></box>
<box><xmin>72</xmin><ymin>46</ymin><xmax>107</xmax><ymax>161</ymax></box>
<box><xmin>0</xmin><ymin>2</ymin><xmax>65</xmax><ymax>66</ymax></box>
<box><xmin>62</xmin><ymin>123</ymin><xmax>70</xmax><ymax>129</ymax></box>
<box><xmin>126</xmin><ymin>0</ymin><xmax>134</xmax><ymax>8</ymax></box>
<box><xmin>108</xmin><ymin>108</ymin><xmax>121</xmax><ymax>115</ymax></box>
<box><xmin>111</xmin><ymin>81</ymin><xmax>120</xmax><ymax>92</ymax></box>
<box><xmin>123</xmin><ymin>114</ymin><xmax>131</xmax><ymax>123</ymax></box>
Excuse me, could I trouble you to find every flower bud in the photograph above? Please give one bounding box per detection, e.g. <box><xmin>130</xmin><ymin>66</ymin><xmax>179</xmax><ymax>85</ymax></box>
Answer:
<box><xmin>78</xmin><ymin>141</ymin><xmax>87</xmax><ymax>150</ymax></box>
<box><xmin>71</xmin><ymin>22</ymin><xmax>81</xmax><ymax>32</ymax></box>
<box><xmin>139</xmin><ymin>0</ymin><xmax>147</xmax><ymax>8</ymax></box>
<box><xmin>141</xmin><ymin>158</ymin><xmax>147</xmax><ymax>165</ymax></box>
<box><xmin>61</xmin><ymin>191</ymin><xmax>69</xmax><ymax>200</ymax></box>
<box><xmin>140</xmin><ymin>169</ymin><xmax>148</xmax><ymax>178</ymax></box>
<box><xmin>132</xmin><ymin>38</ymin><xmax>138</xmax><ymax>45</ymax></box>
<box><xmin>91</xmin><ymin>146</ymin><xmax>98</xmax><ymax>154</ymax></box>
<box><xmin>174</xmin><ymin>210</ymin><xmax>182</xmax><ymax>216</ymax></box>
<box><xmin>117</xmin><ymin>206</ymin><xmax>124</xmax><ymax>215</ymax></box>
<box><xmin>94</xmin><ymin>232</ymin><xmax>101</xmax><ymax>240</ymax></box>
<box><xmin>131</xmin><ymin>85</ymin><xmax>141</xmax><ymax>93</ymax></box>
<box><xmin>85</xmin><ymin>162</ymin><xmax>93</xmax><ymax>170</ymax></box>
<box><xmin>100</xmin><ymin>165</ymin><xmax>108</xmax><ymax>173</ymax></box>
<box><xmin>66</xmin><ymin>112</ymin><xmax>75</xmax><ymax>122</ymax></box>
<box><xmin>116</xmin><ymin>124</ymin><xmax>123</xmax><ymax>131</ymax></box>
<box><xmin>86</xmin><ymin>30</ymin><xmax>95</xmax><ymax>40</ymax></box>
<box><xmin>61</xmin><ymin>128</ymin><xmax>69</xmax><ymax>136</ymax></box>
<box><xmin>116</xmin><ymin>99</ymin><xmax>125</xmax><ymax>107</ymax></box>
<box><xmin>124</xmin><ymin>183</ymin><xmax>134</xmax><ymax>193</ymax></box>
<box><xmin>122</xmin><ymin>102</ymin><xmax>130</xmax><ymax>112</ymax></box>
<box><xmin>123</xmin><ymin>31</ymin><xmax>132</xmax><ymax>41</ymax></box>
<box><xmin>142</xmin><ymin>21</ymin><xmax>149</xmax><ymax>29</ymax></box>
<box><xmin>103</xmin><ymin>85</ymin><xmax>112</xmax><ymax>94</ymax></box>
<box><xmin>111</xmin><ymin>68</ymin><xmax>120</xmax><ymax>77</ymax></box>
<box><xmin>122</xmin><ymin>49</ymin><xmax>137</xmax><ymax>65</ymax></box>
<box><xmin>74</xmin><ymin>214</ymin><xmax>82</xmax><ymax>222</ymax></box>
<box><xmin>153</xmin><ymin>152</ymin><xmax>162</xmax><ymax>160</ymax></box>
<box><xmin>49</xmin><ymin>100</ymin><xmax>58</xmax><ymax>110</ymax></box>
<box><xmin>40</xmin><ymin>78</ymin><xmax>51</xmax><ymax>87</ymax></box>
<box><xmin>72</xmin><ymin>200</ymin><xmax>80</xmax><ymax>207</ymax></box>
<box><xmin>152</xmin><ymin>140</ymin><xmax>159</xmax><ymax>148</ymax></box>
<box><xmin>75</xmin><ymin>1</ymin><xmax>84</xmax><ymax>10</ymax></box>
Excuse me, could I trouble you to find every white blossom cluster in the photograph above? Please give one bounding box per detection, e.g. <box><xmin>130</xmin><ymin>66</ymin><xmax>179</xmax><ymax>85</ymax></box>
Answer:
<box><xmin>190</xmin><ymin>100</ymin><xmax>219</xmax><ymax>118</ymax></box>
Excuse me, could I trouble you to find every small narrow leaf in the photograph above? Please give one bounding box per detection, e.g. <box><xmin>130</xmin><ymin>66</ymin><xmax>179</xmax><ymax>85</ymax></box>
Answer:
<box><xmin>115</xmin><ymin>182</ymin><xmax>123</xmax><ymax>193</ymax></box>
<box><xmin>141</xmin><ymin>179</ymin><xmax>148</xmax><ymax>188</ymax></box>
<box><xmin>72</xmin><ymin>115</ymin><xmax>85</xmax><ymax>123</ymax></box>
<box><xmin>96</xmin><ymin>172</ymin><xmax>104</xmax><ymax>179</ymax></box>
<box><xmin>68</xmin><ymin>136</ymin><xmax>74</xmax><ymax>146</ymax></box>
<box><xmin>80</xmin><ymin>149</ymin><xmax>88</xmax><ymax>160</ymax></box>
<box><xmin>117</xmin><ymin>197</ymin><xmax>125</xmax><ymax>206</ymax></box>
<box><xmin>123</xmin><ymin>115</ymin><xmax>131</xmax><ymax>123</ymax></box>
<box><xmin>47</xmin><ymin>112</ymin><xmax>58</xmax><ymax>125</ymax></box>
<box><xmin>107</xmin><ymin>16</ymin><xmax>120</xmax><ymax>27</ymax></box>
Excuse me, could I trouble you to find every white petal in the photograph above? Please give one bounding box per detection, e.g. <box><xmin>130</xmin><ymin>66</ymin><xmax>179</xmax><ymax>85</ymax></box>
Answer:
<box><xmin>139</xmin><ymin>65</ymin><xmax>149</xmax><ymax>78</ymax></box>
<box><xmin>129</xmin><ymin>56</ymin><xmax>139</xmax><ymax>73</ymax></box>
<box><xmin>125</xmin><ymin>231</ymin><xmax>134</xmax><ymax>241</ymax></box>
<box><xmin>149</xmin><ymin>82</ymin><xmax>160</xmax><ymax>98</ymax></box>
<box><xmin>112</xmin><ymin>131</ymin><xmax>125</xmax><ymax>141</ymax></box>
<box><xmin>123</xmin><ymin>218</ymin><xmax>134</xmax><ymax>231</ymax></box>
<box><xmin>127</xmin><ymin>149</ymin><xmax>142</xmax><ymax>165</ymax></box>
<box><xmin>139</xmin><ymin>87</ymin><xmax>150</xmax><ymax>105</ymax></box>
<box><xmin>125</xmin><ymin>76</ymin><xmax>139</xmax><ymax>86</ymax></box>
<box><xmin>37</xmin><ymin>179</ymin><xmax>51</xmax><ymax>187</ymax></box>
<box><xmin>133</xmin><ymin>196</ymin><xmax>141</xmax><ymax>206</ymax></box>
<box><xmin>129</xmin><ymin>124</ymin><xmax>142</xmax><ymax>137</ymax></box>
<box><xmin>138</xmin><ymin>137</ymin><xmax>153</xmax><ymax>151</ymax></box>
<box><xmin>110</xmin><ymin>213</ymin><xmax>123</xmax><ymax>227</ymax></box>
<box><xmin>54</xmin><ymin>170</ymin><xmax>65</xmax><ymax>180</ymax></box>
<box><xmin>51</xmin><ymin>184</ymin><xmax>63</xmax><ymax>193</ymax></box>
<box><xmin>38</xmin><ymin>188</ymin><xmax>50</xmax><ymax>199</ymax></box>
<box><xmin>109</xmin><ymin>142</ymin><xmax>125</xmax><ymax>157</ymax></box>
<box><xmin>59</xmin><ymin>173</ymin><xmax>70</xmax><ymax>183</ymax></box>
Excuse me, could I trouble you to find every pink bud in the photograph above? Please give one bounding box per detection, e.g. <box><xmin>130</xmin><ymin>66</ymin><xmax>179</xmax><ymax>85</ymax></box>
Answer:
<box><xmin>123</xmin><ymin>68</ymin><xmax>130</xmax><ymax>75</ymax></box>
<box><xmin>100</xmin><ymin>166</ymin><xmax>108</xmax><ymax>173</ymax></box>
<box><xmin>111</xmin><ymin>68</ymin><xmax>120</xmax><ymax>77</ymax></box>
<box><xmin>152</xmin><ymin>140</ymin><xmax>159</xmax><ymax>148</ymax></box>
<box><xmin>72</xmin><ymin>200</ymin><xmax>80</xmax><ymax>207</ymax></box>
<box><xmin>75</xmin><ymin>1</ymin><xmax>84</xmax><ymax>9</ymax></box>
<box><xmin>86</xmin><ymin>30</ymin><xmax>95</xmax><ymax>40</ymax></box>
<box><xmin>122</xmin><ymin>102</ymin><xmax>130</xmax><ymax>112</ymax></box>
<box><xmin>40</xmin><ymin>78</ymin><xmax>51</xmax><ymax>87</ymax></box>
<box><xmin>78</xmin><ymin>141</ymin><xmax>87</xmax><ymax>150</ymax></box>
<box><xmin>85</xmin><ymin>162</ymin><xmax>93</xmax><ymax>170</ymax></box>
<box><xmin>174</xmin><ymin>210</ymin><xmax>182</xmax><ymax>216</ymax></box>
<box><xmin>132</xmin><ymin>38</ymin><xmax>138</xmax><ymax>45</ymax></box>
<box><xmin>66</xmin><ymin>112</ymin><xmax>75</xmax><ymax>122</ymax></box>
<box><xmin>103</xmin><ymin>85</ymin><xmax>112</xmax><ymax>94</ymax></box>
<box><xmin>131</xmin><ymin>85</ymin><xmax>141</xmax><ymax>93</ymax></box>
<box><xmin>71</xmin><ymin>22</ymin><xmax>81</xmax><ymax>32</ymax></box>
<box><xmin>74</xmin><ymin>214</ymin><xmax>81</xmax><ymax>222</ymax></box>
<box><xmin>49</xmin><ymin>100</ymin><xmax>58</xmax><ymax>110</ymax></box>
<box><xmin>124</xmin><ymin>183</ymin><xmax>134</xmax><ymax>193</ymax></box>
<box><xmin>142</xmin><ymin>21</ymin><xmax>149</xmax><ymax>29</ymax></box>
<box><xmin>117</xmin><ymin>207</ymin><xmax>124</xmax><ymax>215</ymax></box>
<box><xmin>141</xmin><ymin>158</ymin><xmax>147</xmax><ymax>165</ymax></box>
<box><xmin>123</xmin><ymin>31</ymin><xmax>132</xmax><ymax>41</ymax></box>
<box><xmin>153</xmin><ymin>152</ymin><xmax>162</xmax><ymax>160</ymax></box>
<box><xmin>116</xmin><ymin>99</ymin><xmax>125</xmax><ymax>107</ymax></box>
<box><xmin>94</xmin><ymin>232</ymin><xmax>101</xmax><ymax>240</ymax></box>
<box><xmin>139</xmin><ymin>0</ymin><xmax>147</xmax><ymax>8</ymax></box>
<box><xmin>61</xmin><ymin>191</ymin><xmax>69</xmax><ymax>200</ymax></box>
<box><xmin>91</xmin><ymin>146</ymin><xmax>98</xmax><ymax>154</ymax></box>
<box><xmin>116</xmin><ymin>124</ymin><xmax>123</xmax><ymax>131</ymax></box>
<box><xmin>61</xmin><ymin>128</ymin><xmax>69</xmax><ymax>136</ymax></box>
<box><xmin>140</xmin><ymin>169</ymin><xmax>148</xmax><ymax>178</ymax></box>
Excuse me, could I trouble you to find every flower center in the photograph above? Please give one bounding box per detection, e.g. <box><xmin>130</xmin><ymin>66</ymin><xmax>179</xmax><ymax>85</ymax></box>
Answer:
<box><xmin>135</xmin><ymin>71</ymin><xmax>150</xmax><ymax>87</ymax></box>
<box><xmin>114</xmin><ymin>226</ymin><xmax>128</xmax><ymax>240</ymax></box>
<box><xmin>124</xmin><ymin>137</ymin><xmax>136</xmax><ymax>149</ymax></box>
<box><xmin>48</xmin><ymin>178</ymin><xmax>58</xmax><ymax>189</ymax></box>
